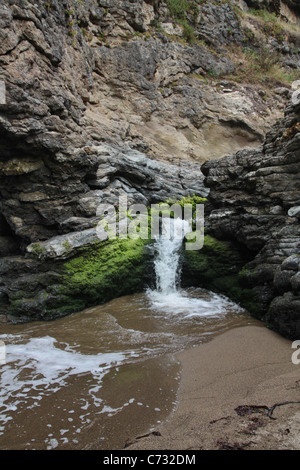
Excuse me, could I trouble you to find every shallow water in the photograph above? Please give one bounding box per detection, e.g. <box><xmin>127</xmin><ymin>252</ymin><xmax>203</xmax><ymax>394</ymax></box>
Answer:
<box><xmin>0</xmin><ymin>287</ymin><xmax>259</xmax><ymax>450</ymax></box>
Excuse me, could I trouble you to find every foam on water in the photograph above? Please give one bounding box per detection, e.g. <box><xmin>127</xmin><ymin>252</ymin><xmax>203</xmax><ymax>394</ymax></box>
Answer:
<box><xmin>0</xmin><ymin>335</ymin><xmax>137</xmax><ymax>428</ymax></box>
<box><xmin>146</xmin><ymin>288</ymin><xmax>244</xmax><ymax>319</ymax></box>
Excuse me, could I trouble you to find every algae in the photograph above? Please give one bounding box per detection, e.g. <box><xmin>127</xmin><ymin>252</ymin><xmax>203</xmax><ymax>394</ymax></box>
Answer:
<box><xmin>58</xmin><ymin>237</ymin><xmax>152</xmax><ymax>313</ymax></box>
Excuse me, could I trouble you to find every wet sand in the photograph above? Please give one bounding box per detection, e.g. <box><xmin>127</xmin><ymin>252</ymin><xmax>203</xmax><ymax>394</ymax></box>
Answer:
<box><xmin>128</xmin><ymin>325</ymin><xmax>300</xmax><ymax>450</ymax></box>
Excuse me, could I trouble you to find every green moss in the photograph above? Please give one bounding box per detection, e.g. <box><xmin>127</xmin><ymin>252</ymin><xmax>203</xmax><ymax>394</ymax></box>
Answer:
<box><xmin>201</xmin><ymin>234</ymin><xmax>233</xmax><ymax>256</ymax></box>
<box><xmin>44</xmin><ymin>296</ymin><xmax>87</xmax><ymax>317</ymax></box>
<box><xmin>62</xmin><ymin>240</ymin><xmax>72</xmax><ymax>253</ymax></box>
<box><xmin>8</xmin><ymin>290</ymin><xmax>29</xmax><ymax>301</ymax></box>
<box><xmin>8</xmin><ymin>299</ymin><xmax>24</xmax><ymax>316</ymax></box>
<box><xmin>182</xmin><ymin>234</ymin><xmax>260</xmax><ymax>314</ymax></box>
<box><xmin>59</xmin><ymin>237</ymin><xmax>151</xmax><ymax>312</ymax></box>
<box><xmin>183</xmin><ymin>235</ymin><xmax>244</xmax><ymax>280</ymax></box>
<box><xmin>166</xmin><ymin>195</ymin><xmax>207</xmax><ymax>212</ymax></box>
<box><xmin>52</xmin><ymin>196</ymin><xmax>206</xmax><ymax>315</ymax></box>
<box><xmin>212</xmin><ymin>274</ymin><xmax>260</xmax><ymax>316</ymax></box>
<box><xmin>30</xmin><ymin>243</ymin><xmax>47</xmax><ymax>260</ymax></box>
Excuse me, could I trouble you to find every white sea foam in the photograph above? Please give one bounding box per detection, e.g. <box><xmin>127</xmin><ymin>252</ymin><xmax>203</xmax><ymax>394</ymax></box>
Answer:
<box><xmin>147</xmin><ymin>288</ymin><xmax>244</xmax><ymax>319</ymax></box>
<box><xmin>0</xmin><ymin>335</ymin><xmax>137</xmax><ymax>428</ymax></box>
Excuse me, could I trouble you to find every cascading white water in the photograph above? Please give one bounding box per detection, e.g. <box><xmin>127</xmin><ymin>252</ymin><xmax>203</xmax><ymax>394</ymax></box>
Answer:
<box><xmin>153</xmin><ymin>217</ymin><xmax>190</xmax><ymax>294</ymax></box>
<box><xmin>147</xmin><ymin>216</ymin><xmax>245</xmax><ymax>320</ymax></box>
<box><xmin>147</xmin><ymin>217</ymin><xmax>206</xmax><ymax>315</ymax></box>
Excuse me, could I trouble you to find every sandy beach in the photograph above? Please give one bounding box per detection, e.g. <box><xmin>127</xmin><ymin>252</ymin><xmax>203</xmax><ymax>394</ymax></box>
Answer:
<box><xmin>128</xmin><ymin>325</ymin><xmax>300</xmax><ymax>450</ymax></box>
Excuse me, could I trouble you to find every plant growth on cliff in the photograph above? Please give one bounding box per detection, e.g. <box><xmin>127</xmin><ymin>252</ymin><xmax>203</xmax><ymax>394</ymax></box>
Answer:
<box><xmin>166</xmin><ymin>0</ymin><xmax>204</xmax><ymax>42</ymax></box>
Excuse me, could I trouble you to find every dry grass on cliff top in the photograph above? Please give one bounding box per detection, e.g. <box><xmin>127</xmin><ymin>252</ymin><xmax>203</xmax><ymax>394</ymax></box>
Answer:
<box><xmin>231</xmin><ymin>8</ymin><xmax>300</xmax><ymax>88</ymax></box>
<box><xmin>227</xmin><ymin>44</ymin><xmax>300</xmax><ymax>89</ymax></box>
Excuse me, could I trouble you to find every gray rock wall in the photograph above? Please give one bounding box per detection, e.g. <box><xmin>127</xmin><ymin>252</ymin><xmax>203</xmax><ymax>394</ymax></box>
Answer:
<box><xmin>202</xmin><ymin>95</ymin><xmax>300</xmax><ymax>339</ymax></box>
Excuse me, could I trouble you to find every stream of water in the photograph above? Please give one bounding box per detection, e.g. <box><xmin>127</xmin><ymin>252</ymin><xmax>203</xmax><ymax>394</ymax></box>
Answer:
<box><xmin>0</xmin><ymin>219</ymin><xmax>258</xmax><ymax>450</ymax></box>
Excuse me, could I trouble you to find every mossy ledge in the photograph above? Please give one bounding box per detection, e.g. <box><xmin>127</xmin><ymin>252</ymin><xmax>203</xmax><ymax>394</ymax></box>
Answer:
<box><xmin>8</xmin><ymin>237</ymin><xmax>153</xmax><ymax>322</ymax></box>
<box><xmin>60</xmin><ymin>237</ymin><xmax>153</xmax><ymax>311</ymax></box>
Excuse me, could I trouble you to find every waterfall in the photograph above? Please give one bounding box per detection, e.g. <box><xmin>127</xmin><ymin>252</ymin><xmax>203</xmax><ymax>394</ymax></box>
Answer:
<box><xmin>153</xmin><ymin>217</ymin><xmax>190</xmax><ymax>295</ymax></box>
<box><xmin>147</xmin><ymin>217</ymin><xmax>242</xmax><ymax>320</ymax></box>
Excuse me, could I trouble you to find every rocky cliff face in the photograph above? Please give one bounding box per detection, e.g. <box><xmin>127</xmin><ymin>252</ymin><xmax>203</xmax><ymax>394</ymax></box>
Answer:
<box><xmin>0</xmin><ymin>0</ymin><xmax>299</xmax><ymax>327</ymax></box>
<box><xmin>202</xmin><ymin>93</ymin><xmax>300</xmax><ymax>339</ymax></box>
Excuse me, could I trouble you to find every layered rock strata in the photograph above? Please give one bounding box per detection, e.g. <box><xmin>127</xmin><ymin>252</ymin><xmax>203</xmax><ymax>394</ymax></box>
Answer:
<box><xmin>201</xmin><ymin>95</ymin><xmax>300</xmax><ymax>339</ymax></box>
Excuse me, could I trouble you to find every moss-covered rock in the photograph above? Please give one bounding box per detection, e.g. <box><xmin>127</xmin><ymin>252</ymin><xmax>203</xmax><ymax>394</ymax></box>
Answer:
<box><xmin>6</xmin><ymin>237</ymin><xmax>153</xmax><ymax>321</ymax></box>
<box><xmin>5</xmin><ymin>195</ymin><xmax>263</xmax><ymax>323</ymax></box>
<box><xmin>56</xmin><ymin>237</ymin><xmax>153</xmax><ymax>315</ymax></box>
<box><xmin>182</xmin><ymin>234</ymin><xmax>244</xmax><ymax>282</ymax></box>
<box><xmin>6</xmin><ymin>196</ymin><xmax>208</xmax><ymax>322</ymax></box>
<box><xmin>182</xmin><ymin>234</ymin><xmax>261</xmax><ymax>315</ymax></box>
